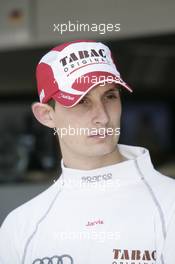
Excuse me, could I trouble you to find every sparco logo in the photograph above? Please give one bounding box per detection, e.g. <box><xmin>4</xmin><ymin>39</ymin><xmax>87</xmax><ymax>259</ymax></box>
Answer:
<box><xmin>32</xmin><ymin>254</ymin><xmax>74</xmax><ymax>264</ymax></box>
<box><xmin>82</xmin><ymin>172</ymin><xmax>112</xmax><ymax>183</ymax></box>
<box><xmin>112</xmin><ymin>249</ymin><xmax>156</xmax><ymax>264</ymax></box>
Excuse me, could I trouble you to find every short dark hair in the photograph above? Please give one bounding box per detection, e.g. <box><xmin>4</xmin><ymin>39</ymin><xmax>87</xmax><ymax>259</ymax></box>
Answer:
<box><xmin>48</xmin><ymin>99</ymin><xmax>55</xmax><ymax>110</ymax></box>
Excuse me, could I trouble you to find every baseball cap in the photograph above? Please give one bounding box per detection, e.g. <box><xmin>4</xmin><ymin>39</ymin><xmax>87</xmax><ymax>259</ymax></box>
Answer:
<box><xmin>36</xmin><ymin>40</ymin><xmax>132</xmax><ymax>108</ymax></box>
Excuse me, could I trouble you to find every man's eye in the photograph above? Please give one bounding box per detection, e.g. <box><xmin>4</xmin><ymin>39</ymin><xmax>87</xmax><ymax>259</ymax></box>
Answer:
<box><xmin>106</xmin><ymin>93</ymin><xmax>118</xmax><ymax>99</ymax></box>
<box><xmin>78</xmin><ymin>97</ymin><xmax>88</xmax><ymax>104</ymax></box>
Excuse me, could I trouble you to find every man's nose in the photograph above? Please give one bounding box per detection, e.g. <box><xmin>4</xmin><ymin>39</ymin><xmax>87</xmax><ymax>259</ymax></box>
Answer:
<box><xmin>91</xmin><ymin>101</ymin><xmax>109</xmax><ymax>126</ymax></box>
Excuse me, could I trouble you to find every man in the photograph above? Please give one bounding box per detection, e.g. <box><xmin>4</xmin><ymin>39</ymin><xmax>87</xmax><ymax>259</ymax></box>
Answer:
<box><xmin>0</xmin><ymin>40</ymin><xmax>175</xmax><ymax>264</ymax></box>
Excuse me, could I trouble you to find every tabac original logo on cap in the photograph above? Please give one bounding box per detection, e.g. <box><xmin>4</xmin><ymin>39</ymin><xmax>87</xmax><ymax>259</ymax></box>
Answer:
<box><xmin>59</xmin><ymin>49</ymin><xmax>111</xmax><ymax>73</ymax></box>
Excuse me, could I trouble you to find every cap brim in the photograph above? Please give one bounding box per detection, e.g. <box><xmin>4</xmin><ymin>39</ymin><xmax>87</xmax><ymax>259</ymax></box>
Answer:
<box><xmin>52</xmin><ymin>71</ymin><xmax>132</xmax><ymax>108</ymax></box>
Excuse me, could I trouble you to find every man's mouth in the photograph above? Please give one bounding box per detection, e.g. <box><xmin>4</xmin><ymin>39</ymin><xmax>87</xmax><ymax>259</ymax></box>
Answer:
<box><xmin>88</xmin><ymin>131</ymin><xmax>108</xmax><ymax>138</ymax></box>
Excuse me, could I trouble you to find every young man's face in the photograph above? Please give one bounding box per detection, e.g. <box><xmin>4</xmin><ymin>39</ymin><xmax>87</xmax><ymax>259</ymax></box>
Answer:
<box><xmin>53</xmin><ymin>83</ymin><xmax>122</xmax><ymax>158</ymax></box>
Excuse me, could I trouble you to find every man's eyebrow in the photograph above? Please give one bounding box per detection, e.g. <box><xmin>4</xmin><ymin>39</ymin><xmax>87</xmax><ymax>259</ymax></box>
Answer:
<box><xmin>85</xmin><ymin>86</ymin><xmax>119</xmax><ymax>98</ymax></box>
<box><xmin>103</xmin><ymin>87</ymin><xmax>120</xmax><ymax>94</ymax></box>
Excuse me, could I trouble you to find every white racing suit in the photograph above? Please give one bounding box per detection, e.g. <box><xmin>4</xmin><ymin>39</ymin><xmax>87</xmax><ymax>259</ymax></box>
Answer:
<box><xmin>0</xmin><ymin>145</ymin><xmax>175</xmax><ymax>264</ymax></box>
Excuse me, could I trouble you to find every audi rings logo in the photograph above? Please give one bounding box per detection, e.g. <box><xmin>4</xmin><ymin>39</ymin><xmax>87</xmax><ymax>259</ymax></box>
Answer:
<box><xmin>32</xmin><ymin>254</ymin><xmax>74</xmax><ymax>264</ymax></box>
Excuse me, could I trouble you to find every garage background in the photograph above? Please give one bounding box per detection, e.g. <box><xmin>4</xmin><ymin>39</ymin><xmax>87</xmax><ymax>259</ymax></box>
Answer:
<box><xmin>0</xmin><ymin>0</ymin><xmax>175</xmax><ymax>225</ymax></box>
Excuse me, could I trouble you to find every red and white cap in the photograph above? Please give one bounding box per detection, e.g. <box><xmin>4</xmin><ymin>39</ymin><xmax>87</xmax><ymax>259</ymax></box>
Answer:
<box><xmin>36</xmin><ymin>40</ymin><xmax>132</xmax><ymax>107</ymax></box>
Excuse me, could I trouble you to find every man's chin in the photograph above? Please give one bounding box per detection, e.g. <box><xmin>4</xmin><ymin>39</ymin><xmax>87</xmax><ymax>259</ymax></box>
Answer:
<box><xmin>85</xmin><ymin>144</ymin><xmax>117</xmax><ymax>157</ymax></box>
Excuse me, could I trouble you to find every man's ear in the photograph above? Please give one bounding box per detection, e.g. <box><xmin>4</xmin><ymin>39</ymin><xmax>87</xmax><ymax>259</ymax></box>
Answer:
<box><xmin>31</xmin><ymin>102</ymin><xmax>55</xmax><ymax>128</ymax></box>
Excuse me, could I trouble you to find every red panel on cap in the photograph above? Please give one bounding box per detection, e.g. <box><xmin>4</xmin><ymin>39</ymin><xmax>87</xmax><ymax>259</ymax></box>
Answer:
<box><xmin>72</xmin><ymin>71</ymin><xmax>120</xmax><ymax>92</ymax></box>
<box><xmin>36</xmin><ymin>62</ymin><xmax>59</xmax><ymax>103</ymax></box>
